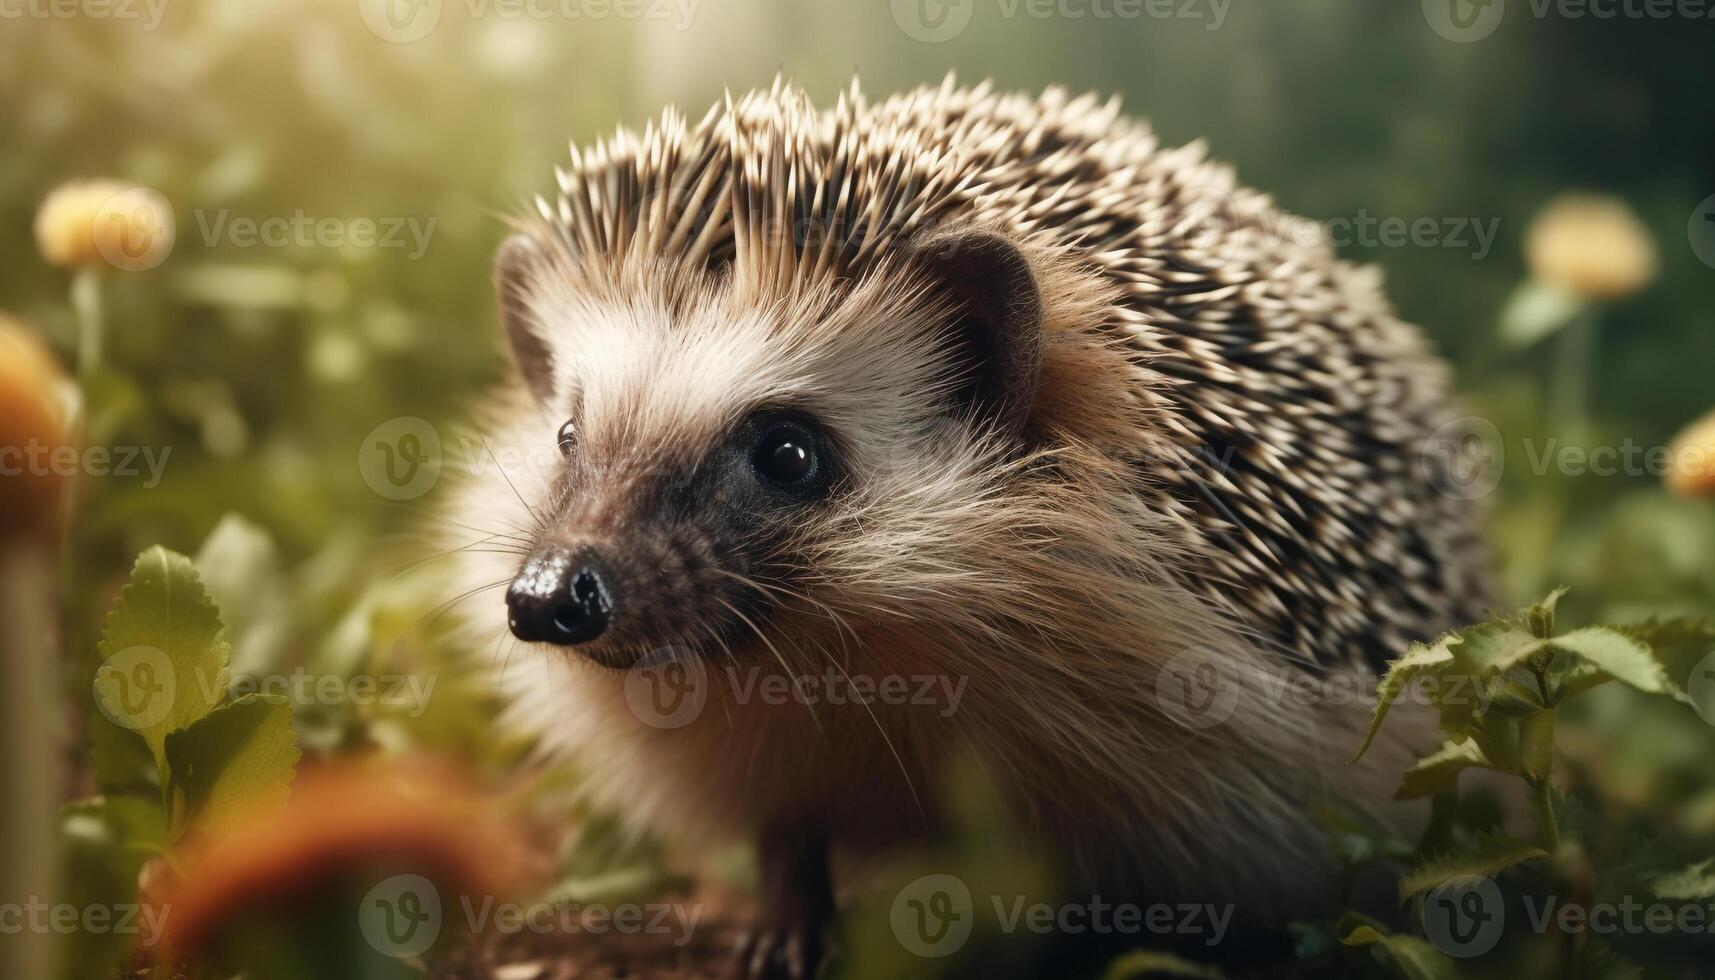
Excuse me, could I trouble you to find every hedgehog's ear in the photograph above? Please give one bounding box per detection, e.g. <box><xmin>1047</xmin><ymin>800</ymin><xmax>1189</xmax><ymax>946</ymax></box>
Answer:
<box><xmin>495</xmin><ymin>233</ymin><xmax>557</xmax><ymax>403</ymax></box>
<box><xmin>912</xmin><ymin>229</ymin><xmax>1044</xmax><ymax>438</ymax></box>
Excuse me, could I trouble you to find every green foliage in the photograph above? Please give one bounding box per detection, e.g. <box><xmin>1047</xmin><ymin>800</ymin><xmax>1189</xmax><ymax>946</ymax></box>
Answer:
<box><xmin>163</xmin><ymin>693</ymin><xmax>298</xmax><ymax>836</ymax></box>
<box><xmin>1340</xmin><ymin>926</ymin><xmax>1463</xmax><ymax>980</ymax></box>
<box><xmin>1396</xmin><ymin>834</ymin><xmax>1547</xmax><ymax>903</ymax></box>
<box><xmin>93</xmin><ymin>546</ymin><xmax>231</xmax><ymax>773</ymax></box>
<box><xmin>1329</xmin><ymin>593</ymin><xmax>1715</xmax><ymax>979</ymax></box>
<box><xmin>1100</xmin><ymin>950</ymin><xmax>1227</xmax><ymax>979</ymax></box>
<box><xmin>66</xmin><ymin>542</ymin><xmax>302</xmax><ymax>978</ymax></box>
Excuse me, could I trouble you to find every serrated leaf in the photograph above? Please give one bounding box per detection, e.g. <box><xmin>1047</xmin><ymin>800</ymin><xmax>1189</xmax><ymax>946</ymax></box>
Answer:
<box><xmin>1101</xmin><ymin>950</ymin><xmax>1226</xmax><ymax>980</ymax></box>
<box><xmin>1551</xmin><ymin>626</ymin><xmax>1688</xmax><ymax>701</ymax></box>
<box><xmin>1339</xmin><ymin>926</ymin><xmax>1464</xmax><ymax>980</ymax></box>
<box><xmin>1395</xmin><ymin>739</ymin><xmax>1490</xmax><ymax>801</ymax></box>
<box><xmin>1353</xmin><ymin>638</ymin><xmax>1456</xmax><ymax>762</ymax></box>
<box><xmin>164</xmin><ymin>693</ymin><xmax>298</xmax><ymax>837</ymax></box>
<box><xmin>1652</xmin><ymin>858</ymin><xmax>1715</xmax><ymax>901</ymax></box>
<box><xmin>94</xmin><ymin>546</ymin><xmax>231</xmax><ymax>772</ymax></box>
<box><xmin>1616</xmin><ymin>616</ymin><xmax>1715</xmax><ymax>650</ymax></box>
<box><xmin>1449</xmin><ymin>623</ymin><xmax>1547</xmax><ymax>677</ymax></box>
<box><xmin>1399</xmin><ymin>834</ymin><xmax>1546</xmax><ymax>902</ymax></box>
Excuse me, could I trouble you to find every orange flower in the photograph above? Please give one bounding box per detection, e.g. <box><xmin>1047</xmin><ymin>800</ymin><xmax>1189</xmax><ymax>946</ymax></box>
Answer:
<box><xmin>0</xmin><ymin>315</ymin><xmax>72</xmax><ymax>536</ymax></box>
<box><xmin>1666</xmin><ymin>410</ymin><xmax>1715</xmax><ymax>499</ymax></box>
<box><xmin>1525</xmin><ymin>194</ymin><xmax>1657</xmax><ymax>301</ymax></box>
<box><xmin>159</xmin><ymin>758</ymin><xmax>524</xmax><ymax>966</ymax></box>
<box><xmin>34</xmin><ymin>179</ymin><xmax>175</xmax><ymax>272</ymax></box>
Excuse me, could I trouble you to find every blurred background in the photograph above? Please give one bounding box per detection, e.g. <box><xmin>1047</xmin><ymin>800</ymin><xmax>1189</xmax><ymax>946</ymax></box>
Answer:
<box><xmin>2</xmin><ymin>1</ymin><xmax>1714</xmax><ymax>977</ymax></box>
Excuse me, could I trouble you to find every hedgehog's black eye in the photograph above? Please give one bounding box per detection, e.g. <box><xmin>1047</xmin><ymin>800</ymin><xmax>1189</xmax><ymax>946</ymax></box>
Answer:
<box><xmin>751</xmin><ymin>420</ymin><xmax>824</xmax><ymax>494</ymax></box>
<box><xmin>557</xmin><ymin>420</ymin><xmax>577</xmax><ymax>458</ymax></box>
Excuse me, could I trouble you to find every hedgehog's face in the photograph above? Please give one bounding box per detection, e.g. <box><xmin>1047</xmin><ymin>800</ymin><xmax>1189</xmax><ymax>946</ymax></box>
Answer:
<box><xmin>483</xmin><ymin>229</ymin><xmax>1043</xmax><ymax>670</ymax></box>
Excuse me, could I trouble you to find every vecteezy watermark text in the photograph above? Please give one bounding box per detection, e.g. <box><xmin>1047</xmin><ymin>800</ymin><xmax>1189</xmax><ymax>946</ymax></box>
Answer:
<box><xmin>0</xmin><ymin>0</ymin><xmax>167</xmax><ymax>30</ymax></box>
<box><xmin>358</xmin><ymin>0</ymin><xmax>701</xmax><ymax>43</ymax></box>
<box><xmin>1424</xmin><ymin>874</ymin><xmax>1715</xmax><ymax>958</ymax></box>
<box><xmin>193</xmin><ymin>210</ymin><xmax>437</xmax><ymax>260</ymax></box>
<box><xmin>0</xmin><ymin>899</ymin><xmax>169</xmax><ymax>944</ymax></box>
<box><xmin>621</xmin><ymin>650</ymin><xmax>970</xmax><ymax>729</ymax></box>
<box><xmin>891</xmin><ymin>0</ymin><xmax>1231</xmax><ymax>43</ymax></box>
<box><xmin>889</xmin><ymin>875</ymin><xmax>1233</xmax><ymax>958</ymax></box>
<box><xmin>0</xmin><ymin>440</ymin><xmax>171</xmax><ymax>489</ymax></box>
<box><xmin>360</xmin><ymin>874</ymin><xmax>702</xmax><ymax>959</ymax></box>
<box><xmin>1425</xmin><ymin>0</ymin><xmax>1715</xmax><ymax>43</ymax></box>
<box><xmin>95</xmin><ymin>652</ymin><xmax>439</xmax><ymax>732</ymax></box>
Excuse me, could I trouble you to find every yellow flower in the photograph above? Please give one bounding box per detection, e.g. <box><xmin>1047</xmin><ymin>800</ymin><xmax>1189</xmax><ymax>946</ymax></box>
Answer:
<box><xmin>1525</xmin><ymin>194</ymin><xmax>1657</xmax><ymax>302</ymax></box>
<box><xmin>1666</xmin><ymin>409</ymin><xmax>1715</xmax><ymax>499</ymax></box>
<box><xmin>34</xmin><ymin>179</ymin><xmax>175</xmax><ymax>272</ymax></box>
<box><xmin>0</xmin><ymin>315</ymin><xmax>72</xmax><ymax>535</ymax></box>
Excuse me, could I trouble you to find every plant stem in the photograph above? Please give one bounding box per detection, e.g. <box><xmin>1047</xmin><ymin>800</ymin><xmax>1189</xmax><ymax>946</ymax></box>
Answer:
<box><xmin>1551</xmin><ymin>310</ymin><xmax>1596</xmax><ymax>440</ymax></box>
<box><xmin>71</xmin><ymin>267</ymin><xmax>104</xmax><ymax>386</ymax></box>
<box><xmin>0</xmin><ymin>538</ymin><xmax>61</xmax><ymax>980</ymax></box>
<box><xmin>1530</xmin><ymin>777</ymin><xmax>1561</xmax><ymax>853</ymax></box>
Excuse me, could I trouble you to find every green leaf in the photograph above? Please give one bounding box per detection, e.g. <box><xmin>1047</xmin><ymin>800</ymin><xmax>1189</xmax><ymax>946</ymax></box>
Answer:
<box><xmin>1556</xmin><ymin>662</ymin><xmax>1612</xmax><ymax>700</ymax></box>
<box><xmin>164</xmin><ymin>693</ymin><xmax>299</xmax><ymax>837</ymax></box>
<box><xmin>94</xmin><ymin>546</ymin><xmax>232</xmax><ymax>772</ymax></box>
<box><xmin>1496</xmin><ymin>279</ymin><xmax>1586</xmax><ymax>349</ymax></box>
<box><xmin>1339</xmin><ymin>926</ymin><xmax>1463</xmax><ymax>980</ymax></box>
<box><xmin>1524</xmin><ymin>587</ymin><xmax>1570</xmax><ymax>639</ymax></box>
<box><xmin>1399</xmin><ymin>834</ymin><xmax>1547</xmax><ymax>902</ymax></box>
<box><xmin>195</xmin><ymin>514</ymin><xmax>289</xmax><ymax>677</ymax></box>
<box><xmin>1616</xmin><ymin>616</ymin><xmax>1715</xmax><ymax>650</ymax></box>
<box><xmin>1448</xmin><ymin>623</ymin><xmax>1547</xmax><ymax>677</ymax></box>
<box><xmin>1395</xmin><ymin>739</ymin><xmax>1490</xmax><ymax>801</ymax></box>
<box><xmin>1353</xmin><ymin>637</ymin><xmax>1456</xmax><ymax>762</ymax></box>
<box><xmin>1101</xmin><ymin>950</ymin><xmax>1226</xmax><ymax>980</ymax></box>
<box><xmin>1652</xmin><ymin>858</ymin><xmax>1715</xmax><ymax>901</ymax></box>
<box><xmin>1551</xmin><ymin>626</ymin><xmax>1688</xmax><ymax>701</ymax></box>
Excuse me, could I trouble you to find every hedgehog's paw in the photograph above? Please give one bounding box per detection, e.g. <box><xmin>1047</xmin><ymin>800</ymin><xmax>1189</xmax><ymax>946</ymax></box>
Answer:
<box><xmin>728</xmin><ymin>922</ymin><xmax>828</xmax><ymax>980</ymax></box>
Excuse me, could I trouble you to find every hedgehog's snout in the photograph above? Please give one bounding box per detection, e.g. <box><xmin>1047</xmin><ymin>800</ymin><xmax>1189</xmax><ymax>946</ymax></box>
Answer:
<box><xmin>506</xmin><ymin>546</ymin><xmax>613</xmax><ymax>646</ymax></box>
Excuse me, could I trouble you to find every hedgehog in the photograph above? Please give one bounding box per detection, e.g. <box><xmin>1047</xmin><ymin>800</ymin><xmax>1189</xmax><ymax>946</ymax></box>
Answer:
<box><xmin>448</xmin><ymin>76</ymin><xmax>1490</xmax><ymax>978</ymax></box>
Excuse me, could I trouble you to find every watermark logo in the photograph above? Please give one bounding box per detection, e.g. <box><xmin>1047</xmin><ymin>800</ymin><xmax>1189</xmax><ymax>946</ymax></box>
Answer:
<box><xmin>359</xmin><ymin>417</ymin><xmax>443</xmax><ymax>501</ymax></box>
<box><xmin>1154</xmin><ymin>648</ymin><xmax>1239</xmax><ymax>731</ymax></box>
<box><xmin>360</xmin><ymin>874</ymin><xmax>443</xmax><ymax>958</ymax></box>
<box><xmin>1421</xmin><ymin>415</ymin><xmax>1505</xmax><ymax>501</ymax></box>
<box><xmin>1422</xmin><ymin>874</ymin><xmax>1505</xmax><ymax>957</ymax></box>
<box><xmin>891</xmin><ymin>874</ymin><xmax>975</xmax><ymax>958</ymax></box>
<box><xmin>93</xmin><ymin>646</ymin><xmax>176</xmax><ymax>731</ymax></box>
<box><xmin>359</xmin><ymin>0</ymin><xmax>443</xmax><ymax>42</ymax></box>
<box><xmin>94</xmin><ymin>186</ymin><xmax>175</xmax><ymax>272</ymax></box>
<box><xmin>1689</xmin><ymin>193</ymin><xmax>1715</xmax><ymax>270</ymax></box>
<box><xmin>1423</xmin><ymin>0</ymin><xmax>1505</xmax><ymax>41</ymax></box>
<box><xmin>891</xmin><ymin>0</ymin><xmax>975</xmax><ymax>41</ymax></box>
<box><xmin>623</xmin><ymin>645</ymin><xmax>708</xmax><ymax>729</ymax></box>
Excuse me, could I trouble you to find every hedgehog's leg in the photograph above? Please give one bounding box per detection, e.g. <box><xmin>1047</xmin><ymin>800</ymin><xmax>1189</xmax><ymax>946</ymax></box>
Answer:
<box><xmin>731</xmin><ymin>826</ymin><xmax>834</xmax><ymax>980</ymax></box>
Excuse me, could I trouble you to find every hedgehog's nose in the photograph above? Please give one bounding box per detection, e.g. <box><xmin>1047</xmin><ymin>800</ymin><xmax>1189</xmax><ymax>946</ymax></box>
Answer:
<box><xmin>506</xmin><ymin>548</ymin><xmax>612</xmax><ymax>645</ymax></box>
